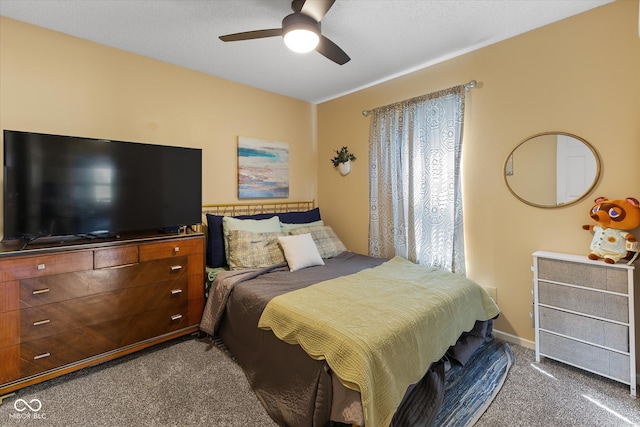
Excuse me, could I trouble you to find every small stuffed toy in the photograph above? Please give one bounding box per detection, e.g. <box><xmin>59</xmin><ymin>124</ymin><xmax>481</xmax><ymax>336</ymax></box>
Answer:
<box><xmin>582</xmin><ymin>197</ymin><xmax>640</xmax><ymax>264</ymax></box>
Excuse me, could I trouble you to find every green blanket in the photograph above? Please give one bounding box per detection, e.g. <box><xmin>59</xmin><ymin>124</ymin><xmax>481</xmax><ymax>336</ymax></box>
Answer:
<box><xmin>258</xmin><ymin>256</ymin><xmax>500</xmax><ymax>427</ymax></box>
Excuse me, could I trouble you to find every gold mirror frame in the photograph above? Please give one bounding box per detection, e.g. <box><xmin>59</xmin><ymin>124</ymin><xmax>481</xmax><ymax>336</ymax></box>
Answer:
<box><xmin>504</xmin><ymin>132</ymin><xmax>601</xmax><ymax>208</ymax></box>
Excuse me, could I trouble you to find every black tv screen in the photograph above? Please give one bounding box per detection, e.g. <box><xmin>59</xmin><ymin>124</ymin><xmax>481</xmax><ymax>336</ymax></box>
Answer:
<box><xmin>3</xmin><ymin>130</ymin><xmax>202</xmax><ymax>243</ymax></box>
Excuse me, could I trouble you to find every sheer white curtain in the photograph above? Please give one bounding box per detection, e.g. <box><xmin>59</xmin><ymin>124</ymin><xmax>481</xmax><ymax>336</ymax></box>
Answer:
<box><xmin>368</xmin><ymin>85</ymin><xmax>466</xmax><ymax>274</ymax></box>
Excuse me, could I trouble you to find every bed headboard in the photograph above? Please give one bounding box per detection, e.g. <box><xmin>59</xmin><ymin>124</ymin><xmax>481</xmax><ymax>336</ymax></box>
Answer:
<box><xmin>202</xmin><ymin>200</ymin><xmax>315</xmax><ymax>218</ymax></box>
<box><xmin>200</xmin><ymin>200</ymin><xmax>317</xmax><ymax>268</ymax></box>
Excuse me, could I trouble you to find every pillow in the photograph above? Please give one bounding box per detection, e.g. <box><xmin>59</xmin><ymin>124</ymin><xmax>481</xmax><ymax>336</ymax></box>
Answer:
<box><xmin>240</xmin><ymin>207</ymin><xmax>321</xmax><ymax>224</ymax></box>
<box><xmin>205</xmin><ymin>208</ymin><xmax>322</xmax><ymax>268</ymax></box>
<box><xmin>278</xmin><ymin>233</ymin><xmax>325</xmax><ymax>272</ymax></box>
<box><xmin>280</xmin><ymin>219</ymin><xmax>324</xmax><ymax>233</ymax></box>
<box><xmin>290</xmin><ymin>225</ymin><xmax>347</xmax><ymax>258</ymax></box>
<box><xmin>222</xmin><ymin>216</ymin><xmax>281</xmax><ymax>263</ymax></box>
<box><xmin>226</xmin><ymin>230</ymin><xmax>285</xmax><ymax>270</ymax></box>
<box><xmin>206</xmin><ymin>214</ymin><xmax>225</xmax><ymax>267</ymax></box>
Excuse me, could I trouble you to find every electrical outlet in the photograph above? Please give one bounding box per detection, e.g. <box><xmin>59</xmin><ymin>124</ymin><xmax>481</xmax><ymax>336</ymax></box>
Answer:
<box><xmin>483</xmin><ymin>286</ymin><xmax>497</xmax><ymax>303</ymax></box>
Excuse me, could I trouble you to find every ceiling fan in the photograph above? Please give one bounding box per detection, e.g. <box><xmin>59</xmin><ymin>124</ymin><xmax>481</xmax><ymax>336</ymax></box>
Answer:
<box><xmin>219</xmin><ymin>0</ymin><xmax>350</xmax><ymax>65</ymax></box>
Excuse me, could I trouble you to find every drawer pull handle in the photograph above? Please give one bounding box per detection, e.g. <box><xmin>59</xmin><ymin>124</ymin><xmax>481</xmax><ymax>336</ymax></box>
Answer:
<box><xmin>174</xmin><ymin>246</ymin><xmax>180</xmax><ymax>253</ymax></box>
<box><xmin>33</xmin><ymin>319</ymin><xmax>51</xmax><ymax>326</ymax></box>
<box><xmin>37</xmin><ymin>264</ymin><xmax>45</xmax><ymax>270</ymax></box>
<box><xmin>170</xmin><ymin>265</ymin><xmax>183</xmax><ymax>272</ymax></box>
<box><xmin>32</xmin><ymin>288</ymin><xmax>50</xmax><ymax>295</ymax></box>
<box><xmin>171</xmin><ymin>314</ymin><xmax>183</xmax><ymax>321</ymax></box>
<box><xmin>33</xmin><ymin>352</ymin><xmax>51</xmax><ymax>360</ymax></box>
<box><xmin>171</xmin><ymin>289</ymin><xmax>183</xmax><ymax>295</ymax></box>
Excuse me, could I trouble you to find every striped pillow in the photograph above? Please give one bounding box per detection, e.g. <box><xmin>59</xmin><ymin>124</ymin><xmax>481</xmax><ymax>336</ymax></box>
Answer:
<box><xmin>290</xmin><ymin>225</ymin><xmax>346</xmax><ymax>258</ymax></box>
<box><xmin>226</xmin><ymin>230</ymin><xmax>285</xmax><ymax>270</ymax></box>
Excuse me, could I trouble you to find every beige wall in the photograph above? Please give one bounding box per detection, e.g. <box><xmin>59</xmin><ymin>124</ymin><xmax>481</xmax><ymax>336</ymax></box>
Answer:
<box><xmin>0</xmin><ymin>16</ymin><xmax>317</xmax><ymax>225</ymax></box>
<box><xmin>317</xmin><ymin>0</ymin><xmax>640</xmax><ymax>343</ymax></box>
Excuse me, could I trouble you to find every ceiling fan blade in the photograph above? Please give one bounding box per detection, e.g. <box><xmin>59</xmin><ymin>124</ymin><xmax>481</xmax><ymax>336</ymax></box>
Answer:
<box><xmin>316</xmin><ymin>35</ymin><xmax>350</xmax><ymax>65</ymax></box>
<box><xmin>300</xmin><ymin>0</ymin><xmax>336</xmax><ymax>22</ymax></box>
<box><xmin>219</xmin><ymin>28</ymin><xmax>283</xmax><ymax>42</ymax></box>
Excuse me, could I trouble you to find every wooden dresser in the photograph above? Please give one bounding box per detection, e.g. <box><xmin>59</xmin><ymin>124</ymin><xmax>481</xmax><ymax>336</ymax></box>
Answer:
<box><xmin>0</xmin><ymin>233</ymin><xmax>205</xmax><ymax>396</ymax></box>
<box><xmin>532</xmin><ymin>251</ymin><xmax>638</xmax><ymax>396</ymax></box>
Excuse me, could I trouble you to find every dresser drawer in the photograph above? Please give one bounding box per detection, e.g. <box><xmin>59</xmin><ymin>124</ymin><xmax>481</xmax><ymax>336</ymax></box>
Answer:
<box><xmin>538</xmin><ymin>306</ymin><xmax>628</xmax><ymax>352</ymax></box>
<box><xmin>116</xmin><ymin>301</ymin><xmax>190</xmax><ymax>347</ymax></box>
<box><xmin>94</xmin><ymin>245</ymin><xmax>139</xmax><ymax>269</ymax></box>
<box><xmin>20</xmin><ymin>275</ymin><xmax>189</xmax><ymax>340</ymax></box>
<box><xmin>19</xmin><ymin>256</ymin><xmax>188</xmax><ymax>308</ymax></box>
<box><xmin>538</xmin><ymin>281</ymin><xmax>628</xmax><ymax>323</ymax></box>
<box><xmin>139</xmin><ymin>237</ymin><xmax>203</xmax><ymax>262</ymax></box>
<box><xmin>117</xmin><ymin>277</ymin><xmax>189</xmax><ymax>317</ymax></box>
<box><xmin>537</xmin><ymin>258</ymin><xmax>628</xmax><ymax>294</ymax></box>
<box><xmin>20</xmin><ymin>328</ymin><xmax>117</xmax><ymax>378</ymax></box>
<box><xmin>0</xmin><ymin>251</ymin><xmax>93</xmax><ymax>281</ymax></box>
<box><xmin>21</xmin><ymin>304</ymin><xmax>83</xmax><ymax>343</ymax></box>
<box><xmin>539</xmin><ymin>331</ymin><xmax>629</xmax><ymax>383</ymax></box>
<box><xmin>20</xmin><ymin>272</ymin><xmax>97</xmax><ymax>308</ymax></box>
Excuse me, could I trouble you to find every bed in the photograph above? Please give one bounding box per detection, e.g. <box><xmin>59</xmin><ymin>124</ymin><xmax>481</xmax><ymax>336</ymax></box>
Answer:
<box><xmin>199</xmin><ymin>201</ymin><xmax>500</xmax><ymax>427</ymax></box>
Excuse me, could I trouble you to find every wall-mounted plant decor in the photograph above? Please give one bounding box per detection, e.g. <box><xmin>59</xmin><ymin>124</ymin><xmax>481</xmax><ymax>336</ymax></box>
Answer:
<box><xmin>331</xmin><ymin>146</ymin><xmax>356</xmax><ymax>176</ymax></box>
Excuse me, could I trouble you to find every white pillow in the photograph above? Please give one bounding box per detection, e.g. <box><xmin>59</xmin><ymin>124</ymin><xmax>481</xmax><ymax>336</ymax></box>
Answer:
<box><xmin>277</xmin><ymin>233</ymin><xmax>325</xmax><ymax>272</ymax></box>
<box><xmin>222</xmin><ymin>216</ymin><xmax>281</xmax><ymax>261</ymax></box>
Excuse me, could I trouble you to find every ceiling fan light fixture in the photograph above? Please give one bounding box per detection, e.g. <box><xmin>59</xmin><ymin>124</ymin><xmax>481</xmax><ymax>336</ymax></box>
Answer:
<box><xmin>284</xmin><ymin>29</ymin><xmax>319</xmax><ymax>52</ymax></box>
<box><xmin>282</xmin><ymin>13</ymin><xmax>320</xmax><ymax>53</ymax></box>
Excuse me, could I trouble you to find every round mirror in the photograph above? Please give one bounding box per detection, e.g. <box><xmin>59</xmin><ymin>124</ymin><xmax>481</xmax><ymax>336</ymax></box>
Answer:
<box><xmin>504</xmin><ymin>132</ymin><xmax>601</xmax><ymax>208</ymax></box>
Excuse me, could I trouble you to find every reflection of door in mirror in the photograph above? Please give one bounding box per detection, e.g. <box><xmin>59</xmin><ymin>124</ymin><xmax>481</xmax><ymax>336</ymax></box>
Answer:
<box><xmin>504</xmin><ymin>132</ymin><xmax>601</xmax><ymax>208</ymax></box>
<box><xmin>556</xmin><ymin>135</ymin><xmax>597</xmax><ymax>205</ymax></box>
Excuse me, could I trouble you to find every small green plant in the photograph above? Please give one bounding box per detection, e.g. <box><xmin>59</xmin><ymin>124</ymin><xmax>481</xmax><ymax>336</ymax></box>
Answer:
<box><xmin>331</xmin><ymin>146</ymin><xmax>356</xmax><ymax>167</ymax></box>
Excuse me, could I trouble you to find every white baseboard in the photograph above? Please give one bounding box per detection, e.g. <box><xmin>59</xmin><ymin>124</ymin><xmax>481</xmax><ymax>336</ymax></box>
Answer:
<box><xmin>493</xmin><ymin>329</ymin><xmax>535</xmax><ymax>350</ymax></box>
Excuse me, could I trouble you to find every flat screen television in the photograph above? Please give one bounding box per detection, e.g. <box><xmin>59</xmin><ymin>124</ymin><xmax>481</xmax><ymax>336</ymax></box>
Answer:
<box><xmin>3</xmin><ymin>130</ymin><xmax>202</xmax><ymax>246</ymax></box>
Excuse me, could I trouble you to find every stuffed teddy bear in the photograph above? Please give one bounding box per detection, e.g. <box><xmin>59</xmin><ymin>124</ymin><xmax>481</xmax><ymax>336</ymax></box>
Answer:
<box><xmin>582</xmin><ymin>197</ymin><xmax>640</xmax><ymax>264</ymax></box>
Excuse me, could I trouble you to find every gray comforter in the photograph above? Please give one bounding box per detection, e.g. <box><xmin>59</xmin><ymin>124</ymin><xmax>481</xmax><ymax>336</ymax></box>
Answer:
<box><xmin>200</xmin><ymin>252</ymin><xmax>493</xmax><ymax>427</ymax></box>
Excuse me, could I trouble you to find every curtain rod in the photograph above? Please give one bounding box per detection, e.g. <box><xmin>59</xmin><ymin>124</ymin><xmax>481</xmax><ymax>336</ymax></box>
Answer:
<box><xmin>361</xmin><ymin>80</ymin><xmax>477</xmax><ymax>117</ymax></box>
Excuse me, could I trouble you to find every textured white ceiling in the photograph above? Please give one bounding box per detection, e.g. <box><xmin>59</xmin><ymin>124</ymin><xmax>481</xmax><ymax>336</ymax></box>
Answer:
<box><xmin>0</xmin><ymin>0</ymin><xmax>613</xmax><ymax>104</ymax></box>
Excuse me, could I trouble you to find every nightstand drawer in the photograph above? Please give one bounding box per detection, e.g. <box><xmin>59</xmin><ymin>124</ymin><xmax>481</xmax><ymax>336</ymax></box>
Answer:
<box><xmin>538</xmin><ymin>306</ymin><xmax>628</xmax><ymax>352</ymax></box>
<box><xmin>538</xmin><ymin>281</ymin><xmax>628</xmax><ymax>323</ymax></box>
<box><xmin>537</xmin><ymin>258</ymin><xmax>628</xmax><ymax>294</ymax></box>
<box><xmin>539</xmin><ymin>331</ymin><xmax>629</xmax><ymax>383</ymax></box>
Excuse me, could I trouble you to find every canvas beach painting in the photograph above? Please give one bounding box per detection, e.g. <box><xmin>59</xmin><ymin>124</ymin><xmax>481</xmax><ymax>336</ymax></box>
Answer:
<box><xmin>238</xmin><ymin>137</ymin><xmax>289</xmax><ymax>199</ymax></box>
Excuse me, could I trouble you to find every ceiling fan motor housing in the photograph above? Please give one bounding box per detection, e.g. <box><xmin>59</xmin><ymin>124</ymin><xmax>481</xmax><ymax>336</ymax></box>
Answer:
<box><xmin>283</xmin><ymin>13</ymin><xmax>321</xmax><ymax>35</ymax></box>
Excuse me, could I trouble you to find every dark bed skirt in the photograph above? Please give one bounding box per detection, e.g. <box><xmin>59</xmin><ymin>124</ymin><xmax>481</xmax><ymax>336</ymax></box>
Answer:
<box><xmin>218</xmin><ymin>318</ymin><xmax>494</xmax><ymax>427</ymax></box>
